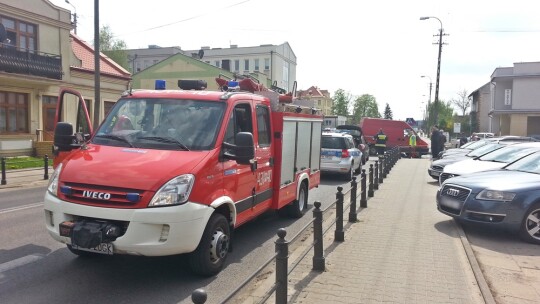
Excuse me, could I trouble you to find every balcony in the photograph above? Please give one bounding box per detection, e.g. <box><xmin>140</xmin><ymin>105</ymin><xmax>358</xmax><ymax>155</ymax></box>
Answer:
<box><xmin>0</xmin><ymin>44</ymin><xmax>62</xmax><ymax>80</ymax></box>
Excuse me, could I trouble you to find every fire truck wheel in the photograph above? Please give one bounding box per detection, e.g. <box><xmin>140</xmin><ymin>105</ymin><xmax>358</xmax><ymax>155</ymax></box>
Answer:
<box><xmin>189</xmin><ymin>213</ymin><xmax>230</xmax><ymax>276</ymax></box>
<box><xmin>286</xmin><ymin>182</ymin><xmax>308</xmax><ymax>218</ymax></box>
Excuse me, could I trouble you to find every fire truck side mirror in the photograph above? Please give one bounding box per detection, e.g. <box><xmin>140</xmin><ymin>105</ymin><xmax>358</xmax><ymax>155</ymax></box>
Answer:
<box><xmin>53</xmin><ymin>122</ymin><xmax>76</xmax><ymax>152</ymax></box>
<box><xmin>222</xmin><ymin>132</ymin><xmax>255</xmax><ymax>165</ymax></box>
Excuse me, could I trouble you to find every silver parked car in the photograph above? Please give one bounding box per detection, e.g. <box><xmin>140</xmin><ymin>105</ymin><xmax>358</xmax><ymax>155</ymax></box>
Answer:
<box><xmin>437</xmin><ymin>151</ymin><xmax>540</xmax><ymax>244</ymax></box>
<box><xmin>321</xmin><ymin>132</ymin><xmax>362</xmax><ymax>180</ymax></box>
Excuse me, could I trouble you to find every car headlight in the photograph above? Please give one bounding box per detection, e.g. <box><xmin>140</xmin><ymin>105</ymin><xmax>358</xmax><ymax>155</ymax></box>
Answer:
<box><xmin>149</xmin><ymin>174</ymin><xmax>195</xmax><ymax>207</ymax></box>
<box><xmin>476</xmin><ymin>189</ymin><xmax>516</xmax><ymax>202</ymax></box>
<box><xmin>47</xmin><ymin>163</ymin><xmax>62</xmax><ymax>197</ymax></box>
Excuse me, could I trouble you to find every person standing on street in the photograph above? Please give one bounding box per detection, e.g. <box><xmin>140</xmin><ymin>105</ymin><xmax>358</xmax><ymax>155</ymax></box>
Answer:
<box><xmin>438</xmin><ymin>128</ymin><xmax>447</xmax><ymax>156</ymax></box>
<box><xmin>430</xmin><ymin>126</ymin><xmax>440</xmax><ymax>159</ymax></box>
<box><xmin>374</xmin><ymin>128</ymin><xmax>388</xmax><ymax>155</ymax></box>
<box><xmin>409</xmin><ymin>131</ymin><xmax>417</xmax><ymax>158</ymax></box>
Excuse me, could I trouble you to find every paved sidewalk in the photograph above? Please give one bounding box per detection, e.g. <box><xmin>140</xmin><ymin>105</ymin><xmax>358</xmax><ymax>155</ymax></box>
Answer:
<box><xmin>285</xmin><ymin>158</ymin><xmax>487</xmax><ymax>304</ymax></box>
<box><xmin>0</xmin><ymin>167</ymin><xmax>51</xmax><ymax>191</ymax></box>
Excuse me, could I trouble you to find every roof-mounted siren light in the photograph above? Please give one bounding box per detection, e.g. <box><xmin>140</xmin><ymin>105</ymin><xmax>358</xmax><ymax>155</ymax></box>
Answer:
<box><xmin>155</xmin><ymin>79</ymin><xmax>166</xmax><ymax>90</ymax></box>
<box><xmin>222</xmin><ymin>81</ymin><xmax>240</xmax><ymax>92</ymax></box>
<box><xmin>178</xmin><ymin>80</ymin><xmax>208</xmax><ymax>90</ymax></box>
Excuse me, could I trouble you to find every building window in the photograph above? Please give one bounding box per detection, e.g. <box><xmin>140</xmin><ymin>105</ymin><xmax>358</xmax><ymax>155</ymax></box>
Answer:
<box><xmin>104</xmin><ymin>101</ymin><xmax>116</xmax><ymax>116</ymax></box>
<box><xmin>244</xmin><ymin>59</ymin><xmax>249</xmax><ymax>71</ymax></box>
<box><xmin>0</xmin><ymin>16</ymin><xmax>37</xmax><ymax>52</ymax></box>
<box><xmin>215</xmin><ymin>60</ymin><xmax>220</xmax><ymax>68</ymax></box>
<box><xmin>264</xmin><ymin>58</ymin><xmax>270</xmax><ymax>70</ymax></box>
<box><xmin>0</xmin><ymin>91</ymin><xmax>29</xmax><ymax>134</ymax></box>
<box><xmin>234</xmin><ymin>60</ymin><xmax>240</xmax><ymax>72</ymax></box>
<box><xmin>254</xmin><ymin>59</ymin><xmax>260</xmax><ymax>71</ymax></box>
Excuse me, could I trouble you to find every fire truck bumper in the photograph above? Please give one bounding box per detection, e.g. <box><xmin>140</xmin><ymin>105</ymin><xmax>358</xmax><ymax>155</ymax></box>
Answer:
<box><xmin>44</xmin><ymin>192</ymin><xmax>214</xmax><ymax>256</ymax></box>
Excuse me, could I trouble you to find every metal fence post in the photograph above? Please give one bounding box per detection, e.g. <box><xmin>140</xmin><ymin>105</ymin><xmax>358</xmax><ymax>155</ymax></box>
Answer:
<box><xmin>312</xmin><ymin>201</ymin><xmax>325</xmax><ymax>271</ymax></box>
<box><xmin>1</xmin><ymin>157</ymin><xmax>6</xmax><ymax>185</ymax></box>
<box><xmin>348</xmin><ymin>177</ymin><xmax>357</xmax><ymax>222</ymax></box>
<box><xmin>379</xmin><ymin>156</ymin><xmax>384</xmax><ymax>183</ymax></box>
<box><xmin>382</xmin><ymin>154</ymin><xmax>388</xmax><ymax>178</ymax></box>
<box><xmin>275</xmin><ymin>228</ymin><xmax>289</xmax><ymax>304</ymax></box>
<box><xmin>191</xmin><ymin>289</ymin><xmax>207</xmax><ymax>304</ymax></box>
<box><xmin>335</xmin><ymin>186</ymin><xmax>344</xmax><ymax>242</ymax></box>
<box><xmin>368</xmin><ymin>164</ymin><xmax>374</xmax><ymax>197</ymax></box>
<box><xmin>374</xmin><ymin>160</ymin><xmax>379</xmax><ymax>190</ymax></box>
<box><xmin>360</xmin><ymin>169</ymin><xmax>367</xmax><ymax>208</ymax></box>
<box><xmin>43</xmin><ymin>154</ymin><xmax>49</xmax><ymax>180</ymax></box>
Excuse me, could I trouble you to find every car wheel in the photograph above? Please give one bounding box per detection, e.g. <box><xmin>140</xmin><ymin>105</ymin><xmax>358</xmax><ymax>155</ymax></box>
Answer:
<box><xmin>369</xmin><ymin>146</ymin><xmax>377</xmax><ymax>156</ymax></box>
<box><xmin>189</xmin><ymin>213</ymin><xmax>230</xmax><ymax>276</ymax></box>
<box><xmin>285</xmin><ymin>182</ymin><xmax>308</xmax><ymax>218</ymax></box>
<box><xmin>519</xmin><ymin>203</ymin><xmax>540</xmax><ymax>244</ymax></box>
<box><xmin>354</xmin><ymin>161</ymin><xmax>362</xmax><ymax>175</ymax></box>
<box><xmin>343</xmin><ymin>163</ymin><xmax>353</xmax><ymax>180</ymax></box>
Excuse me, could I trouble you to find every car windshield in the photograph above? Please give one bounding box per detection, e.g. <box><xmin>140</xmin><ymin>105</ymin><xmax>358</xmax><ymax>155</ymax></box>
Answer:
<box><xmin>466</xmin><ymin>143</ymin><xmax>504</xmax><ymax>157</ymax></box>
<box><xmin>505</xmin><ymin>151</ymin><xmax>540</xmax><ymax>174</ymax></box>
<box><xmin>463</xmin><ymin>140</ymin><xmax>491</xmax><ymax>150</ymax></box>
<box><xmin>94</xmin><ymin>98</ymin><xmax>225</xmax><ymax>151</ymax></box>
<box><xmin>479</xmin><ymin>145</ymin><xmax>540</xmax><ymax>163</ymax></box>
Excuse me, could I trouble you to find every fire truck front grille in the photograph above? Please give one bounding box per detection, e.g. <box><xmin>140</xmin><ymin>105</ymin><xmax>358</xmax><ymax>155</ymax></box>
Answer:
<box><xmin>60</xmin><ymin>182</ymin><xmax>149</xmax><ymax>208</ymax></box>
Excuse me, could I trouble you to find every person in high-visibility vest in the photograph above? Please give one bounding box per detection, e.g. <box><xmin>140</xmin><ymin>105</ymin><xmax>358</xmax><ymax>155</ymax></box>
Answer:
<box><xmin>373</xmin><ymin>128</ymin><xmax>388</xmax><ymax>155</ymax></box>
<box><xmin>409</xmin><ymin>131</ymin><xmax>417</xmax><ymax>158</ymax></box>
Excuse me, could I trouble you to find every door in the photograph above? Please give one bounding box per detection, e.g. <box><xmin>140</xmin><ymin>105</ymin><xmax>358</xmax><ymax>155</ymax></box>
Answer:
<box><xmin>42</xmin><ymin>95</ymin><xmax>57</xmax><ymax>141</ymax></box>
<box><xmin>222</xmin><ymin>102</ymin><xmax>257</xmax><ymax>226</ymax></box>
<box><xmin>253</xmin><ymin>104</ymin><xmax>273</xmax><ymax>215</ymax></box>
<box><xmin>52</xmin><ymin>88</ymin><xmax>92</xmax><ymax>168</ymax></box>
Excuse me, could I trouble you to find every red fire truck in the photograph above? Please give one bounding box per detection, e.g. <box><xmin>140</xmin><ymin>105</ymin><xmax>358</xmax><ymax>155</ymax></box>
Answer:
<box><xmin>44</xmin><ymin>78</ymin><xmax>322</xmax><ymax>276</ymax></box>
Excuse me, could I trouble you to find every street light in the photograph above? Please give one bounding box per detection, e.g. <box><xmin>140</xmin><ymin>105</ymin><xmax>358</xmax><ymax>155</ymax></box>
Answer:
<box><xmin>65</xmin><ymin>0</ymin><xmax>77</xmax><ymax>34</ymax></box>
<box><xmin>420</xmin><ymin>75</ymin><xmax>432</xmax><ymax>132</ymax></box>
<box><xmin>420</xmin><ymin>16</ymin><xmax>444</xmax><ymax>128</ymax></box>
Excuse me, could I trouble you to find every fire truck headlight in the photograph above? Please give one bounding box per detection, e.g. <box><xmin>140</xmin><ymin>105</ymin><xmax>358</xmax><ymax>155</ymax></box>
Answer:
<box><xmin>149</xmin><ymin>174</ymin><xmax>195</xmax><ymax>207</ymax></box>
<box><xmin>47</xmin><ymin>163</ymin><xmax>62</xmax><ymax>197</ymax></box>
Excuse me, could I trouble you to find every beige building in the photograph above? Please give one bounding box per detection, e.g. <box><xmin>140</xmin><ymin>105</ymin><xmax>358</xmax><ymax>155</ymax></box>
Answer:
<box><xmin>470</xmin><ymin>62</ymin><xmax>540</xmax><ymax>137</ymax></box>
<box><xmin>297</xmin><ymin>86</ymin><xmax>333</xmax><ymax>115</ymax></box>
<box><xmin>0</xmin><ymin>0</ymin><xmax>130</xmax><ymax>157</ymax></box>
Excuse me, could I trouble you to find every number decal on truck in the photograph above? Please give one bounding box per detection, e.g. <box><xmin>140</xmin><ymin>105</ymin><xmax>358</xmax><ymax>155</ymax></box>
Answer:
<box><xmin>257</xmin><ymin>171</ymin><xmax>272</xmax><ymax>186</ymax></box>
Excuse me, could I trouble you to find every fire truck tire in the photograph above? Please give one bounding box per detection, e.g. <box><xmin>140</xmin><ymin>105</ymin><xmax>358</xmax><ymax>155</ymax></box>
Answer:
<box><xmin>285</xmin><ymin>182</ymin><xmax>308</xmax><ymax>218</ymax></box>
<box><xmin>189</xmin><ymin>213</ymin><xmax>230</xmax><ymax>276</ymax></box>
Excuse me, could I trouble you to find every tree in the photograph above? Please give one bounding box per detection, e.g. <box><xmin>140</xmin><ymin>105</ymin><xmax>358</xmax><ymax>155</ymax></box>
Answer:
<box><xmin>383</xmin><ymin>103</ymin><xmax>393</xmax><ymax>120</ymax></box>
<box><xmin>428</xmin><ymin>99</ymin><xmax>454</xmax><ymax>132</ymax></box>
<box><xmin>451</xmin><ymin>89</ymin><xmax>470</xmax><ymax>116</ymax></box>
<box><xmin>97</xmin><ymin>25</ymin><xmax>129</xmax><ymax>70</ymax></box>
<box><xmin>351</xmin><ymin>94</ymin><xmax>381</xmax><ymax>123</ymax></box>
<box><xmin>331</xmin><ymin>89</ymin><xmax>351</xmax><ymax>116</ymax></box>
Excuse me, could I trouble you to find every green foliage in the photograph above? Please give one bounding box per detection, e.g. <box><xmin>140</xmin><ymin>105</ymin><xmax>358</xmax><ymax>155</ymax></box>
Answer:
<box><xmin>3</xmin><ymin>156</ymin><xmax>51</xmax><ymax>170</ymax></box>
<box><xmin>331</xmin><ymin>89</ymin><xmax>351</xmax><ymax>116</ymax></box>
<box><xmin>428</xmin><ymin>100</ymin><xmax>454</xmax><ymax>131</ymax></box>
<box><xmin>97</xmin><ymin>25</ymin><xmax>129</xmax><ymax>70</ymax></box>
<box><xmin>351</xmin><ymin>94</ymin><xmax>380</xmax><ymax>123</ymax></box>
<box><xmin>383</xmin><ymin>103</ymin><xmax>393</xmax><ymax>120</ymax></box>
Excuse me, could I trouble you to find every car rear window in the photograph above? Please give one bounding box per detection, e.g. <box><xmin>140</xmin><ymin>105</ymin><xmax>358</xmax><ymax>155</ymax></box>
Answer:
<box><xmin>322</xmin><ymin>137</ymin><xmax>347</xmax><ymax>149</ymax></box>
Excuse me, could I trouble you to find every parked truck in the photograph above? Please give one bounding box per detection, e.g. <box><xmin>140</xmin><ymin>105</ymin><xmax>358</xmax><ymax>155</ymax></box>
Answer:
<box><xmin>360</xmin><ymin>117</ymin><xmax>429</xmax><ymax>157</ymax></box>
<box><xmin>44</xmin><ymin>78</ymin><xmax>322</xmax><ymax>276</ymax></box>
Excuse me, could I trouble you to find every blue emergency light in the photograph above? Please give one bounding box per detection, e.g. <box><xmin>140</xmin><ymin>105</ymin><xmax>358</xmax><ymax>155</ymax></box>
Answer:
<box><xmin>155</xmin><ymin>79</ymin><xmax>166</xmax><ymax>90</ymax></box>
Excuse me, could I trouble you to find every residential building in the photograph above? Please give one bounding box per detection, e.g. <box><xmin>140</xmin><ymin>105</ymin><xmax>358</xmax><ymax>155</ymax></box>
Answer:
<box><xmin>468</xmin><ymin>82</ymin><xmax>491</xmax><ymax>134</ymax></box>
<box><xmin>473</xmin><ymin>62</ymin><xmax>540</xmax><ymax>136</ymax></box>
<box><xmin>323</xmin><ymin>115</ymin><xmax>347</xmax><ymax>129</ymax></box>
<box><xmin>0</xmin><ymin>0</ymin><xmax>130</xmax><ymax>157</ymax></box>
<box><xmin>297</xmin><ymin>86</ymin><xmax>333</xmax><ymax>115</ymax></box>
<box><xmin>128</xmin><ymin>42</ymin><xmax>296</xmax><ymax>92</ymax></box>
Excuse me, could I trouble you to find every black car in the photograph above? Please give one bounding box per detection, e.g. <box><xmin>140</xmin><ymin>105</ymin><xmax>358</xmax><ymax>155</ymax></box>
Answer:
<box><xmin>336</xmin><ymin>125</ymin><xmax>369</xmax><ymax>164</ymax></box>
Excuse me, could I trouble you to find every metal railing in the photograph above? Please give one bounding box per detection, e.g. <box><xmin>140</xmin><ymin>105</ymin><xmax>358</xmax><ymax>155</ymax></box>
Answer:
<box><xmin>0</xmin><ymin>44</ymin><xmax>63</xmax><ymax>80</ymax></box>
<box><xmin>191</xmin><ymin>147</ymin><xmax>401</xmax><ymax>303</ymax></box>
<box><xmin>1</xmin><ymin>155</ymin><xmax>51</xmax><ymax>185</ymax></box>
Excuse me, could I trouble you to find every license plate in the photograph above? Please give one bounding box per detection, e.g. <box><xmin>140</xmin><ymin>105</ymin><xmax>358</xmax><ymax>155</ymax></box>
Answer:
<box><xmin>440</xmin><ymin>196</ymin><xmax>461</xmax><ymax>209</ymax></box>
<box><xmin>71</xmin><ymin>243</ymin><xmax>114</xmax><ymax>255</ymax></box>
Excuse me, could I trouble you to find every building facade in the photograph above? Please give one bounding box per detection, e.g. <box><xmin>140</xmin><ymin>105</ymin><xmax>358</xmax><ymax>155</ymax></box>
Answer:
<box><xmin>128</xmin><ymin>42</ymin><xmax>297</xmax><ymax>92</ymax></box>
<box><xmin>0</xmin><ymin>0</ymin><xmax>130</xmax><ymax>157</ymax></box>
<box><xmin>297</xmin><ymin>86</ymin><xmax>333</xmax><ymax>115</ymax></box>
<box><xmin>469</xmin><ymin>82</ymin><xmax>491</xmax><ymax>134</ymax></box>
<box><xmin>488</xmin><ymin>62</ymin><xmax>540</xmax><ymax>136</ymax></box>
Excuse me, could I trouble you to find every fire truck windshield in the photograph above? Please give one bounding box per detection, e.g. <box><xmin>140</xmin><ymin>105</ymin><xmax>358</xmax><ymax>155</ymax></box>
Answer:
<box><xmin>94</xmin><ymin>98</ymin><xmax>226</xmax><ymax>151</ymax></box>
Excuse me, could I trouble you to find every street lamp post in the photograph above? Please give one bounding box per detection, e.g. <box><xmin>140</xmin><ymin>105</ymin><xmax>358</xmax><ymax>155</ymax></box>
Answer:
<box><xmin>420</xmin><ymin>16</ymin><xmax>444</xmax><ymax>128</ymax></box>
<box><xmin>65</xmin><ymin>0</ymin><xmax>77</xmax><ymax>34</ymax></box>
<box><xmin>420</xmin><ymin>75</ymin><xmax>432</xmax><ymax>132</ymax></box>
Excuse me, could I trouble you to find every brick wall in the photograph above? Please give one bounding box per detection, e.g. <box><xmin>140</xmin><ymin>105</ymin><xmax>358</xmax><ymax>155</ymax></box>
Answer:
<box><xmin>35</xmin><ymin>141</ymin><xmax>53</xmax><ymax>158</ymax></box>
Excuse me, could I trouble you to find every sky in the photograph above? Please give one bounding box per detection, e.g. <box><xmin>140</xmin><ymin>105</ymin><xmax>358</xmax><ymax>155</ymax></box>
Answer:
<box><xmin>49</xmin><ymin>0</ymin><xmax>540</xmax><ymax>121</ymax></box>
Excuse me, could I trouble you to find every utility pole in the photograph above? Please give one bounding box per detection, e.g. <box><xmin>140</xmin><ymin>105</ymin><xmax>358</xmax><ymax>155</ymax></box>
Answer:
<box><xmin>65</xmin><ymin>0</ymin><xmax>77</xmax><ymax>34</ymax></box>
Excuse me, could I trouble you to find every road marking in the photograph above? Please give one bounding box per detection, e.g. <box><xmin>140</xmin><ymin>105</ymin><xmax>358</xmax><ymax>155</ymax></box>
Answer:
<box><xmin>0</xmin><ymin>202</ymin><xmax>44</xmax><ymax>214</ymax></box>
<box><xmin>0</xmin><ymin>254</ymin><xmax>43</xmax><ymax>273</ymax></box>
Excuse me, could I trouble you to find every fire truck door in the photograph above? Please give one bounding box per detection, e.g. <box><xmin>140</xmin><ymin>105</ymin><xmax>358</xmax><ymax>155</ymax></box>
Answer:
<box><xmin>222</xmin><ymin>103</ymin><xmax>257</xmax><ymax>224</ymax></box>
<box><xmin>254</xmin><ymin>105</ymin><xmax>273</xmax><ymax>211</ymax></box>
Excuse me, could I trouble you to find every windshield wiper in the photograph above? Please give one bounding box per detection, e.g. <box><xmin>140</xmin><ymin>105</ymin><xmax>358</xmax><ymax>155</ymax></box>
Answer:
<box><xmin>95</xmin><ymin>134</ymin><xmax>134</xmax><ymax>147</ymax></box>
<box><xmin>138</xmin><ymin>136</ymin><xmax>190</xmax><ymax>151</ymax></box>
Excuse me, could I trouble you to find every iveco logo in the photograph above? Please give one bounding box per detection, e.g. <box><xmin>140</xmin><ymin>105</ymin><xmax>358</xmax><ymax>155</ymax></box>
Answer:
<box><xmin>446</xmin><ymin>189</ymin><xmax>460</xmax><ymax>197</ymax></box>
<box><xmin>83</xmin><ymin>190</ymin><xmax>111</xmax><ymax>200</ymax></box>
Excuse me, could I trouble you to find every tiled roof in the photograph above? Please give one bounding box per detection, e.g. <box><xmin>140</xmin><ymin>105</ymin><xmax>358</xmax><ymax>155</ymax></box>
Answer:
<box><xmin>70</xmin><ymin>34</ymin><xmax>131</xmax><ymax>78</ymax></box>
